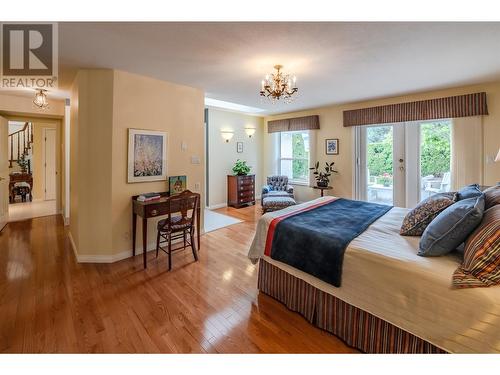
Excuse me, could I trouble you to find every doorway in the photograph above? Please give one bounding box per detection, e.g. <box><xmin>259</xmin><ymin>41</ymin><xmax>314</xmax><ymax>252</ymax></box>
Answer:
<box><xmin>6</xmin><ymin>119</ymin><xmax>60</xmax><ymax>222</ymax></box>
<box><xmin>355</xmin><ymin>120</ymin><xmax>452</xmax><ymax>208</ymax></box>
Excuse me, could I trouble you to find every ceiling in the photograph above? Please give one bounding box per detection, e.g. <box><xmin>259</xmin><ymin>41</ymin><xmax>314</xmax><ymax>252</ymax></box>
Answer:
<box><xmin>12</xmin><ymin>22</ymin><xmax>500</xmax><ymax>115</ymax></box>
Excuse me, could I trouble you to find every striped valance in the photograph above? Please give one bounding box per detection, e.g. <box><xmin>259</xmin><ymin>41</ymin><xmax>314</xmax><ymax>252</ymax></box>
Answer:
<box><xmin>268</xmin><ymin>115</ymin><xmax>320</xmax><ymax>133</ymax></box>
<box><xmin>343</xmin><ymin>92</ymin><xmax>488</xmax><ymax>127</ymax></box>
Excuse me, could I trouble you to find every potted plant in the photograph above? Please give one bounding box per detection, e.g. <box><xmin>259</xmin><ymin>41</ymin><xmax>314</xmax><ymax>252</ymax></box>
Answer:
<box><xmin>309</xmin><ymin>161</ymin><xmax>338</xmax><ymax>187</ymax></box>
<box><xmin>17</xmin><ymin>154</ymin><xmax>29</xmax><ymax>173</ymax></box>
<box><xmin>232</xmin><ymin>159</ymin><xmax>251</xmax><ymax>176</ymax></box>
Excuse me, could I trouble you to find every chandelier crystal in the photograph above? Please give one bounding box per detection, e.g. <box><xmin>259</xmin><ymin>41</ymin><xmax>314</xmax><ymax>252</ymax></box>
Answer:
<box><xmin>33</xmin><ymin>89</ymin><xmax>49</xmax><ymax>109</ymax></box>
<box><xmin>259</xmin><ymin>65</ymin><xmax>298</xmax><ymax>103</ymax></box>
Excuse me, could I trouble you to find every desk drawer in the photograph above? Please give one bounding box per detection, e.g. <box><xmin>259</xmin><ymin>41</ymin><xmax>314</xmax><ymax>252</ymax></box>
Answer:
<box><xmin>145</xmin><ymin>205</ymin><xmax>169</xmax><ymax>217</ymax></box>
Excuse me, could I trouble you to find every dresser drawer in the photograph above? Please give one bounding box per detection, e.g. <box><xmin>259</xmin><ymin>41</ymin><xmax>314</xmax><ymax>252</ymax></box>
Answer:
<box><xmin>238</xmin><ymin>176</ymin><xmax>254</xmax><ymax>184</ymax></box>
<box><xmin>238</xmin><ymin>184</ymin><xmax>254</xmax><ymax>191</ymax></box>
<box><xmin>238</xmin><ymin>196</ymin><xmax>255</xmax><ymax>204</ymax></box>
<box><xmin>238</xmin><ymin>190</ymin><xmax>254</xmax><ymax>199</ymax></box>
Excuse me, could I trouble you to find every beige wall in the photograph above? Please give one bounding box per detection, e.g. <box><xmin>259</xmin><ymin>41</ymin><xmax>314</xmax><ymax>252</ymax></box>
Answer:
<box><xmin>70</xmin><ymin>69</ymin><xmax>114</xmax><ymax>257</ymax></box>
<box><xmin>0</xmin><ymin>92</ymin><xmax>65</xmax><ymax>118</ymax></box>
<box><xmin>207</xmin><ymin>108</ymin><xmax>264</xmax><ymax>207</ymax></box>
<box><xmin>264</xmin><ymin>81</ymin><xmax>500</xmax><ymax>203</ymax></box>
<box><xmin>111</xmin><ymin>70</ymin><xmax>205</xmax><ymax>255</ymax></box>
<box><xmin>69</xmin><ymin>69</ymin><xmax>205</xmax><ymax>260</ymax></box>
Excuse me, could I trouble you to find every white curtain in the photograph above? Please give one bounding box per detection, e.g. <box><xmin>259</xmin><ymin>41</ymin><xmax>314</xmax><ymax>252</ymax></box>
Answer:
<box><xmin>450</xmin><ymin>116</ymin><xmax>483</xmax><ymax>190</ymax></box>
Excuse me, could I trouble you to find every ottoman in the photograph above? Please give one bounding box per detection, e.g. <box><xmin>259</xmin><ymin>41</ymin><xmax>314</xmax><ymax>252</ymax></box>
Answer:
<box><xmin>262</xmin><ymin>196</ymin><xmax>296</xmax><ymax>213</ymax></box>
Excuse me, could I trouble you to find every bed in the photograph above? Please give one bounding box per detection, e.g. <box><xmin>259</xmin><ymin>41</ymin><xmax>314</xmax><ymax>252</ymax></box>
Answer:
<box><xmin>248</xmin><ymin>196</ymin><xmax>500</xmax><ymax>353</ymax></box>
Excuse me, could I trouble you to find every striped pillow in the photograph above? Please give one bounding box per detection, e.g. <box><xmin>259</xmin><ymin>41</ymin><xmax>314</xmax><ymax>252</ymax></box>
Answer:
<box><xmin>452</xmin><ymin>205</ymin><xmax>500</xmax><ymax>288</ymax></box>
<box><xmin>483</xmin><ymin>183</ymin><xmax>500</xmax><ymax>210</ymax></box>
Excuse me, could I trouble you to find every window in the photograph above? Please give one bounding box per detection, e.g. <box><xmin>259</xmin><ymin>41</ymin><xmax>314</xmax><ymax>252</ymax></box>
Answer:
<box><xmin>279</xmin><ymin>131</ymin><xmax>310</xmax><ymax>184</ymax></box>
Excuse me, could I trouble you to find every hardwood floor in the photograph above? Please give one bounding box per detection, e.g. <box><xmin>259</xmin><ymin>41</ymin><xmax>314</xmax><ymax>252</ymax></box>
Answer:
<box><xmin>0</xmin><ymin>204</ymin><xmax>357</xmax><ymax>353</ymax></box>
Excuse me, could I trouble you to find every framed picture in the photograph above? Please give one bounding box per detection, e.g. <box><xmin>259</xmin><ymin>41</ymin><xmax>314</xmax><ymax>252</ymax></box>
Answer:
<box><xmin>325</xmin><ymin>138</ymin><xmax>339</xmax><ymax>155</ymax></box>
<box><xmin>127</xmin><ymin>129</ymin><xmax>168</xmax><ymax>183</ymax></box>
<box><xmin>237</xmin><ymin>141</ymin><xmax>243</xmax><ymax>153</ymax></box>
<box><xmin>169</xmin><ymin>175</ymin><xmax>187</xmax><ymax>195</ymax></box>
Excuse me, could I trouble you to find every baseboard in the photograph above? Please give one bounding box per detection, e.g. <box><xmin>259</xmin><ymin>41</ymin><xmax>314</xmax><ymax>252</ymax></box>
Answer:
<box><xmin>61</xmin><ymin>213</ymin><xmax>69</xmax><ymax>226</ymax></box>
<box><xmin>68</xmin><ymin>230</ymin><xmax>78</xmax><ymax>260</ymax></box>
<box><xmin>73</xmin><ymin>241</ymin><xmax>158</xmax><ymax>263</ymax></box>
<box><xmin>208</xmin><ymin>195</ymin><xmax>261</xmax><ymax>210</ymax></box>
<box><xmin>207</xmin><ymin>203</ymin><xmax>227</xmax><ymax>210</ymax></box>
<box><xmin>70</xmin><ymin>237</ymin><xmax>205</xmax><ymax>264</ymax></box>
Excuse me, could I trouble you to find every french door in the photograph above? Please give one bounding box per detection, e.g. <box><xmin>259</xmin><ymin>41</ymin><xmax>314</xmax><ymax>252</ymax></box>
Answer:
<box><xmin>355</xmin><ymin>120</ymin><xmax>452</xmax><ymax>208</ymax></box>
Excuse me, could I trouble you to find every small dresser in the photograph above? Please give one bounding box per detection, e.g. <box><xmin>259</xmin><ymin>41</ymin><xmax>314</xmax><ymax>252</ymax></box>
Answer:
<box><xmin>227</xmin><ymin>174</ymin><xmax>255</xmax><ymax>208</ymax></box>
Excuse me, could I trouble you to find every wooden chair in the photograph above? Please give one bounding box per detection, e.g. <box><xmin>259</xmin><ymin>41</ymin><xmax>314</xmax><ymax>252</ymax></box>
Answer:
<box><xmin>156</xmin><ymin>190</ymin><xmax>200</xmax><ymax>271</ymax></box>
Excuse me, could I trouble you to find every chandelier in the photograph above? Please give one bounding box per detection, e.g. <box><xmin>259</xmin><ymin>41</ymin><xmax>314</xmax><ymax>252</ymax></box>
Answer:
<box><xmin>259</xmin><ymin>65</ymin><xmax>298</xmax><ymax>103</ymax></box>
<box><xmin>33</xmin><ymin>89</ymin><xmax>49</xmax><ymax>109</ymax></box>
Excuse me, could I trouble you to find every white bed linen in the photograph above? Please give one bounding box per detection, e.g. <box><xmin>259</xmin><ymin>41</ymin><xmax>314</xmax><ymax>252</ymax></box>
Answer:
<box><xmin>248</xmin><ymin>197</ymin><xmax>500</xmax><ymax>353</ymax></box>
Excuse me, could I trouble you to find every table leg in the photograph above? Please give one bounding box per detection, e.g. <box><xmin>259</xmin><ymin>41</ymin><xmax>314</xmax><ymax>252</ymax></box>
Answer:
<box><xmin>197</xmin><ymin>207</ymin><xmax>201</xmax><ymax>250</ymax></box>
<box><xmin>132</xmin><ymin>212</ymin><xmax>137</xmax><ymax>256</ymax></box>
<box><xmin>320</xmin><ymin>189</ymin><xmax>324</xmax><ymax>197</ymax></box>
<box><xmin>142</xmin><ymin>217</ymin><xmax>148</xmax><ymax>269</ymax></box>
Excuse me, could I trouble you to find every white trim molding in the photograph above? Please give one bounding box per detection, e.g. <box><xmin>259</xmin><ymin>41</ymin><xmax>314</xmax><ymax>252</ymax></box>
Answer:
<box><xmin>68</xmin><ymin>232</ymin><xmax>206</xmax><ymax>264</ymax></box>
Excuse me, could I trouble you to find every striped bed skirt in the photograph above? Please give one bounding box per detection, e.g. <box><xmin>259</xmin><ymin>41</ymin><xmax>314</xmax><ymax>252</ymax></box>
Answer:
<box><xmin>258</xmin><ymin>259</ymin><xmax>447</xmax><ymax>354</ymax></box>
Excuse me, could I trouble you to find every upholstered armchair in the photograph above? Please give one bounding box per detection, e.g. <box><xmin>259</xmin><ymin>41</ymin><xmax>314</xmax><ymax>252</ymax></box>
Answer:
<box><xmin>261</xmin><ymin>175</ymin><xmax>294</xmax><ymax>205</ymax></box>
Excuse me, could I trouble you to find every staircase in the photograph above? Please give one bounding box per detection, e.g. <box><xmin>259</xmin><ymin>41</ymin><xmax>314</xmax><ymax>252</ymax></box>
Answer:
<box><xmin>8</xmin><ymin>122</ymin><xmax>33</xmax><ymax>170</ymax></box>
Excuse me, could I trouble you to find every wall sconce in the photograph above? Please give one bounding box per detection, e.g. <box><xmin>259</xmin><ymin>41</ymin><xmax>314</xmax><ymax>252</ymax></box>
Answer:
<box><xmin>245</xmin><ymin>127</ymin><xmax>256</xmax><ymax>138</ymax></box>
<box><xmin>221</xmin><ymin>131</ymin><xmax>234</xmax><ymax>143</ymax></box>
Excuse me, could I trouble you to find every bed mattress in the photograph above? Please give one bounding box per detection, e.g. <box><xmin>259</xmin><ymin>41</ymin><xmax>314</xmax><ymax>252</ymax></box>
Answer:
<box><xmin>248</xmin><ymin>197</ymin><xmax>500</xmax><ymax>353</ymax></box>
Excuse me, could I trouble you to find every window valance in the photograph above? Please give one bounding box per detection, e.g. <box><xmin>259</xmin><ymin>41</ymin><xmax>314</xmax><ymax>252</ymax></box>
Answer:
<box><xmin>268</xmin><ymin>115</ymin><xmax>320</xmax><ymax>133</ymax></box>
<box><xmin>343</xmin><ymin>92</ymin><xmax>488</xmax><ymax>127</ymax></box>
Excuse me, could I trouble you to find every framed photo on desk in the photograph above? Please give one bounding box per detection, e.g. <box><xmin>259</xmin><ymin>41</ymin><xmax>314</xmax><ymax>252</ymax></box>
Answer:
<box><xmin>169</xmin><ymin>175</ymin><xmax>187</xmax><ymax>195</ymax></box>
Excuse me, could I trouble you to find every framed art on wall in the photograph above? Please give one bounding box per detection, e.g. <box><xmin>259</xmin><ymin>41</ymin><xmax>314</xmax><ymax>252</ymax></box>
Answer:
<box><xmin>325</xmin><ymin>138</ymin><xmax>339</xmax><ymax>155</ymax></box>
<box><xmin>237</xmin><ymin>141</ymin><xmax>243</xmax><ymax>153</ymax></box>
<box><xmin>127</xmin><ymin>129</ymin><xmax>168</xmax><ymax>183</ymax></box>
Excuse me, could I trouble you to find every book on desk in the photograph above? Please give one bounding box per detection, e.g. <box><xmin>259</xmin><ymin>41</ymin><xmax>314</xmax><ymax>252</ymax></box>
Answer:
<box><xmin>137</xmin><ymin>192</ymin><xmax>161</xmax><ymax>202</ymax></box>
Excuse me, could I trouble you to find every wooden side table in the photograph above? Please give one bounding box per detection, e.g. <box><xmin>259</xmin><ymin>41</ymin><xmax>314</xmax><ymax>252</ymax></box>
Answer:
<box><xmin>313</xmin><ymin>186</ymin><xmax>333</xmax><ymax>197</ymax></box>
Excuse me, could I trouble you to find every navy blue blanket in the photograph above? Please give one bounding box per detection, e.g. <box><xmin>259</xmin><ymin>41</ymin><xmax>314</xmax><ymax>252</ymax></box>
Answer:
<box><xmin>270</xmin><ymin>198</ymin><xmax>392</xmax><ymax>287</ymax></box>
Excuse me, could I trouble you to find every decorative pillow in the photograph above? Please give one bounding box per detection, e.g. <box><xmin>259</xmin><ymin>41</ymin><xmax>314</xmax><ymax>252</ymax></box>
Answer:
<box><xmin>453</xmin><ymin>205</ymin><xmax>500</xmax><ymax>288</ymax></box>
<box><xmin>483</xmin><ymin>183</ymin><xmax>500</xmax><ymax>210</ymax></box>
<box><xmin>457</xmin><ymin>184</ymin><xmax>482</xmax><ymax>200</ymax></box>
<box><xmin>400</xmin><ymin>192</ymin><xmax>457</xmax><ymax>236</ymax></box>
<box><xmin>419</xmin><ymin>194</ymin><xmax>485</xmax><ymax>257</ymax></box>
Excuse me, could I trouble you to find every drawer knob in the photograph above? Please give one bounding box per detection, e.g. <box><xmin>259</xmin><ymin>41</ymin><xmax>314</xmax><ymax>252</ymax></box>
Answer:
<box><xmin>151</xmin><ymin>209</ymin><xmax>158</xmax><ymax>216</ymax></box>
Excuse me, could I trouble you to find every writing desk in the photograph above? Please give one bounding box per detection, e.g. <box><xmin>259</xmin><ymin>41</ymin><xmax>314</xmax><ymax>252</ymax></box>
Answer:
<box><xmin>132</xmin><ymin>192</ymin><xmax>201</xmax><ymax>269</ymax></box>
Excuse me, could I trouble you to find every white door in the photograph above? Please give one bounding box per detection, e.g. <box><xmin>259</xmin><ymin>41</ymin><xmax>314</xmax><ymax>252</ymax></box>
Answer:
<box><xmin>0</xmin><ymin>116</ymin><xmax>9</xmax><ymax>231</ymax></box>
<box><xmin>43</xmin><ymin>128</ymin><xmax>56</xmax><ymax>201</ymax></box>
<box><xmin>355</xmin><ymin>120</ymin><xmax>452</xmax><ymax>208</ymax></box>
<box><xmin>355</xmin><ymin>124</ymin><xmax>406</xmax><ymax>207</ymax></box>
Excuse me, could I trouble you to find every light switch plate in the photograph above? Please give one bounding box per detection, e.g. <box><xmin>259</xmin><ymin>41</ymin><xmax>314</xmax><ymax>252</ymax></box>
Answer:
<box><xmin>181</xmin><ymin>141</ymin><xmax>188</xmax><ymax>151</ymax></box>
<box><xmin>194</xmin><ymin>182</ymin><xmax>201</xmax><ymax>191</ymax></box>
<box><xmin>191</xmin><ymin>156</ymin><xmax>200</xmax><ymax>164</ymax></box>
